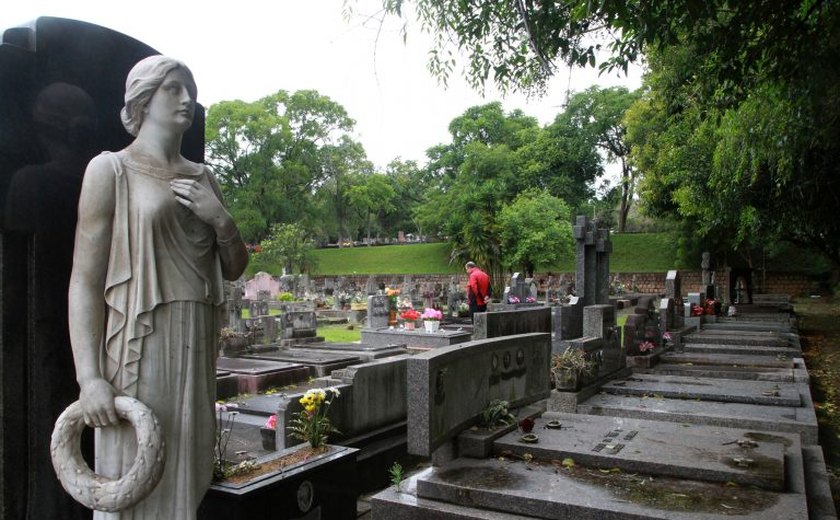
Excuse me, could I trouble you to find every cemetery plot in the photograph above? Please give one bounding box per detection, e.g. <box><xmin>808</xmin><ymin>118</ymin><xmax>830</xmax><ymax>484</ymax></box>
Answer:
<box><xmin>683</xmin><ymin>331</ymin><xmax>790</xmax><ymax>348</ymax></box>
<box><xmin>602</xmin><ymin>373</ymin><xmax>802</xmax><ymax>406</ymax></box>
<box><xmin>215</xmin><ymin>357</ymin><xmax>310</xmax><ymax>394</ymax></box>
<box><xmin>243</xmin><ymin>349</ymin><xmax>361</xmax><ymax>377</ymax></box>
<box><xmin>681</xmin><ymin>342</ymin><xmax>800</xmax><ymax>357</ymax></box>
<box><xmin>410</xmin><ymin>455</ymin><xmax>807</xmax><ymax>520</ymax></box>
<box><xmin>659</xmin><ymin>352</ymin><xmax>795</xmax><ymax>368</ymax></box>
<box><xmin>493</xmin><ymin>414</ymin><xmax>791</xmax><ymax>490</ymax></box>
<box><xmin>577</xmin><ymin>392</ymin><xmax>818</xmax><ymax>444</ymax></box>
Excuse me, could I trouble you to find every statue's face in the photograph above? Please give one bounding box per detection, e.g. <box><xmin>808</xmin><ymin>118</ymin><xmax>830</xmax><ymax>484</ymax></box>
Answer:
<box><xmin>144</xmin><ymin>68</ymin><xmax>196</xmax><ymax>133</ymax></box>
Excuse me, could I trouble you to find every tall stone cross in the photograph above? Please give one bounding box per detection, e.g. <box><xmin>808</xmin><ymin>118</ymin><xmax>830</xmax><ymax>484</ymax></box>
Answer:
<box><xmin>573</xmin><ymin>215</ymin><xmax>612</xmax><ymax>307</ymax></box>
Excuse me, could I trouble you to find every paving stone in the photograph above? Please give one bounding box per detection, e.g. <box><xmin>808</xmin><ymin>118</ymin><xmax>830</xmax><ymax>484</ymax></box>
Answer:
<box><xmin>494</xmin><ymin>414</ymin><xmax>789</xmax><ymax>490</ymax></box>
<box><xmin>602</xmin><ymin>373</ymin><xmax>801</xmax><ymax>406</ymax></box>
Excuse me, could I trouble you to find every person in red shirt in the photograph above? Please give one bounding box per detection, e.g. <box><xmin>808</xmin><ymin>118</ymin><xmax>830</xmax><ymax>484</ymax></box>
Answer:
<box><xmin>465</xmin><ymin>261</ymin><xmax>490</xmax><ymax>318</ymax></box>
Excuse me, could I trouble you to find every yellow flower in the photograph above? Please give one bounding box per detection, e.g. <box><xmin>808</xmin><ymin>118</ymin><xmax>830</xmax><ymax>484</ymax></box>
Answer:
<box><xmin>305</xmin><ymin>404</ymin><xmax>317</xmax><ymax>413</ymax></box>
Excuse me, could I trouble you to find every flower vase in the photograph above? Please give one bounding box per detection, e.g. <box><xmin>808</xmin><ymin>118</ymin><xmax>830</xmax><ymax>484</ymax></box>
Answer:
<box><xmin>552</xmin><ymin>369</ymin><xmax>579</xmax><ymax>391</ymax></box>
<box><xmin>404</xmin><ymin>321</ymin><xmax>415</xmax><ymax>331</ymax></box>
<box><xmin>424</xmin><ymin>320</ymin><xmax>440</xmax><ymax>333</ymax></box>
<box><xmin>388</xmin><ymin>310</ymin><xmax>397</xmax><ymax>327</ymax></box>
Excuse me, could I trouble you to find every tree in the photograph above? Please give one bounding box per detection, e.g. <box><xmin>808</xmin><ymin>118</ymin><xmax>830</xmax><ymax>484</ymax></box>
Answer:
<box><xmin>375</xmin><ymin>0</ymin><xmax>836</xmax><ymax>101</ymax></box>
<box><xmin>497</xmin><ymin>189</ymin><xmax>574</xmax><ymax>276</ymax></box>
<box><xmin>205</xmin><ymin>89</ymin><xmax>361</xmax><ymax>242</ymax></box>
<box><xmin>254</xmin><ymin>222</ymin><xmax>318</xmax><ymax>275</ymax></box>
<box><xmin>558</xmin><ymin>86</ymin><xmax>640</xmax><ymax>232</ymax></box>
<box><xmin>346</xmin><ymin>173</ymin><xmax>397</xmax><ymax>244</ymax></box>
<box><xmin>372</xmin><ymin>0</ymin><xmax>840</xmax><ymax>264</ymax></box>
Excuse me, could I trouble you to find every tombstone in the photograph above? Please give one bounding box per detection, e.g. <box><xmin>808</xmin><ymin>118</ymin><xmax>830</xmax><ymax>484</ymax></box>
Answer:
<box><xmin>0</xmin><ymin>17</ymin><xmax>208</xmax><ymax>519</ymax></box>
<box><xmin>659</xmin><ymin>297</ymin><xmax>676</xmax><ymax>331</ymax></box>
<box><xmin>582</xmin><ymin>304</ymin><xmax>622</xmax><ymax>376</ymax></box>
<box><xmin>406</xmin><ymin>333</ymin><xmax>552</xmax><ymax>457</ymax></box>
<box><xmin>245</xmin><ymin>271</ymin><xmax>280</xmax><ymax>300</ymax></box>
<box><xmin>473</xmin><ymin>307</ymin><xmax>552</xmax><ymax>340</ymax></box>
<box><xmin>323</xmin><ymin>277</ymin><xmax>335</xmax><ymax>295</ymax></box>
<box><xmin>260</xmin><ymin>315</ymin><xmax>277</xmax><ymax>344</ymax></box>
<box><xmin>278</xmin><ymin>273</ymin><xmax>295</xmax><ymax>295</ymax></box>
<box><xmin>366</xmin><ymin>294</ymin><xmax>390</xmax><ymax>329</ymax></box>
<box><xmin>701</xmin><ymin>251</ymin><xmax>715</xmax><ymax>298</ymax></box>
<box><xmin>544</xmin><ymin>275</ymin><xmax>556</xmax><ymax>303</ymax></box>
<box><xmin>573</xmin><ymin>215</ymin><xmax>611</xmax><ymax>306</ymax></box>
<box><xmin>552</xmin><ymin>296</ymin><xmax>584</xmax><ymax>344</ymax></box>
<box><xmin>401</xmin><ymin>274</ymin><xmax>413</xmax><ymax>297</ymax></box>
<box><xmin>295</xmin><ymin>273</ymin><xmax>309</xmax><ymax>298</ymax></box>
<box><xmin>227</xmin><ymin>285</ymin><xmax>244</xmax><ymax>332</ymax></box>
<box><xmin>365</xmin><ymin>275</ymin><xmax>377</xmax><ymax>295</ymax></box>
<box><xmin>665</xmin><ymin>270</ymin><xmax>681</xmax><ymax>302</ymax></box>
<box><xmin>422</xmin><ymin>282</ymin><xmax>435</xmax><ymax>308</ymax></box>
<box><xmin>557</xmin><ymin>273</ymin><xmax>569</xmax><ymax>297</ymax></box>
<box><xmin>278</xmin><ymin>310</ymin><xmax>317</xmax><ymax>340</ymax></box>
<box><xmin>446</xmin><ymin>276</ymin><xmax>464</xmax><ymax>316</ymax></box>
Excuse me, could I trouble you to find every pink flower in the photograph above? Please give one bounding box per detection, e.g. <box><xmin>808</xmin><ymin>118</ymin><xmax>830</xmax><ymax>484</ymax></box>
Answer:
<box><xmin>639</xmin><ymin>341</ymin><xmax>656</xmax><ymax>353</ymax></box>
<box><xmin>421</xmin><ymin>307</ymin><xmax>443</xmax><ymax>320</ymax></box>
<box><xmin>265</xmin><ymin>414</ymin><xmax>277</xmax><ymax>430</ymax></box>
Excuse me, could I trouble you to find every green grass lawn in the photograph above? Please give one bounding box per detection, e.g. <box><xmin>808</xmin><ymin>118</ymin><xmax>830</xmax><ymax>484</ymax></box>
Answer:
<box><xmin>317</xmin><ymin>323</ymin><xmax>362</xmax><ymax>342</ymax></box>
<box><xmin>254</xmin><ymin>232</ymin><xmax>679</xmax><ymax>276</ymax></box>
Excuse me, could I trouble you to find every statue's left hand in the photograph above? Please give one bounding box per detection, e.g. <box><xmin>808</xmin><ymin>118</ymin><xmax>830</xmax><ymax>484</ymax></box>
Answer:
<box><xmin>170</xmin><ymin>179</ymin><xmax>229</xmax><ymax>228</ymax></box>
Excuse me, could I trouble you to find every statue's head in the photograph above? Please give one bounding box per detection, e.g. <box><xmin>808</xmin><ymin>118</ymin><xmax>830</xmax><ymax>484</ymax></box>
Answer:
<box><xmin>120</xmin><ymin>55</ymin><xmax>196</xmax><ymax>136</ymax></box>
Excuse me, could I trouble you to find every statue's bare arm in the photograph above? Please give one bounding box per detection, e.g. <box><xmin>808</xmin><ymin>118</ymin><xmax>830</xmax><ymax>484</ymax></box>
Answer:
<box><xmin>68</xmin><ymin>155</ymin><xmax>119</xmax><ymax>428</ymax></box>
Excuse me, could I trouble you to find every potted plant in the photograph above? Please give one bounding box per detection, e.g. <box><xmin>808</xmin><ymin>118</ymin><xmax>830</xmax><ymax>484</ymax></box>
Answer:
<box><xmin>399</xmin><ymin>308</ymin><xmax>421</xmax><ymax>330</ymax></box>
<box><xmin>551</xmin><ymin>348</ymin><xmax>595</xmax><ymax>391</ymax></box>
<box><xmin>420</xmin><ymin>307</ymin><xmax>443</xmax><ymax>332</ymax></box>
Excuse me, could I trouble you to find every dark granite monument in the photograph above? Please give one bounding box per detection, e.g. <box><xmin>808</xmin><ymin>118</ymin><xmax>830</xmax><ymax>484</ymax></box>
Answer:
<box><xmin>0</xmin><ymin>17</ymin><xmax>204</xmax><ymax>519</ymax></box>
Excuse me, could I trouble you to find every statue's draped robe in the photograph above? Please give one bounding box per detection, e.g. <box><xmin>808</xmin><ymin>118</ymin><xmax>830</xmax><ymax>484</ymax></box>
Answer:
<box><xmin>92</xmin><ymin>151</ymin><xmax>224</xmax><ymax>520</ymax></box>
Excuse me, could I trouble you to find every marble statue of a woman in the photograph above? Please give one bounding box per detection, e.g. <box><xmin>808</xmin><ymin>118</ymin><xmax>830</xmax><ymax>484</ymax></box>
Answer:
<box><xmin>68</xmin><ymin>55</ymin><xmax>248</xmax><ymax>519</ymax></box>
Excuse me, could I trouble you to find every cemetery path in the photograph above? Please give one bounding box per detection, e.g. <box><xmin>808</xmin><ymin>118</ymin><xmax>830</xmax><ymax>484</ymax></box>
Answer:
<box><xmin>796</xmin><ymin>296</ymin><xmax>840</xmax><ymax>509</ymax></box>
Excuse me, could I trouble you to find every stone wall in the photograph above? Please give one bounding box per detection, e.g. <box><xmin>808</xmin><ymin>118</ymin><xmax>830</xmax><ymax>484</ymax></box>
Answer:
<box><xmin>308</xmin><ymin>271</ymin><xmax>813</xmax><ymax>298</ymax></box>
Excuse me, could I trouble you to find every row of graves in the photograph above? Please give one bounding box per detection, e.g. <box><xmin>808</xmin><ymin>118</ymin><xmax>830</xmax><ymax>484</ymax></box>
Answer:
<box><xmin>204</xmin><ymin>215</ymin><xmax>834</xmax><ymax>519</ymax></box>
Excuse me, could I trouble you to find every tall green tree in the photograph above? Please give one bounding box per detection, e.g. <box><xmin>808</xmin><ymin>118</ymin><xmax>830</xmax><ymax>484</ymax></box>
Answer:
<box><xmin>254</xmin><ymin>222</ymin><xmax>318</xmax><ymax>275</ymax></box>
<box><xmin>346</xmin><ymin>173</ymin><xmax>397</xmax><ymax>244</ymax></box>
<box><xmin>205</xmin><ymin>89</ymin><xmax>361</xmax><ymax>242</ymax></box>
<box><xmin>558</xmin><ymin>86</ymin><xmax>641</xmax><ymax>232</ymax></box>
<box><xmin>497</xmin><ymin>189</ymin><xmax>574</xmax><ymax>276</ymax></box>
<box><xmin>373</xmin><ymin>0</ymin><xmax>840</xmax><ymax>264</ymax></box>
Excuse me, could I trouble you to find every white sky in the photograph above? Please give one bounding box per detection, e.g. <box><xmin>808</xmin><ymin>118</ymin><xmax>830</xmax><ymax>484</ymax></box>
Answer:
<box><xmin>1</xmin><ymin>1</ymin><xmax>643</xmax><ymax>170</ymax></box>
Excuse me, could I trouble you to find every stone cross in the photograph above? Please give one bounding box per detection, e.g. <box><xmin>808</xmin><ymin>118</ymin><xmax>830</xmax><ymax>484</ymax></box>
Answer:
<box><xmin>573</xmin><ymin>215</ymin><xmax>611</xmax><ymax>307</ymax></box>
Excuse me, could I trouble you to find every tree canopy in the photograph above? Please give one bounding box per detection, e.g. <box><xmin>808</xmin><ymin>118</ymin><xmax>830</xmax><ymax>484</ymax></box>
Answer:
<box><xmin>376</xmin><ymin>0</ymin><xmax>840</xmax><ymax>266</ymax></box>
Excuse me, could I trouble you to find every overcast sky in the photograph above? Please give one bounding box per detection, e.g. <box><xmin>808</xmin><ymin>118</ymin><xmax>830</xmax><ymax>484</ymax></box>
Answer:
<box><xmin>1</xmin><ymin>1</ymin><xmax>643</xmax><ymax>169</ymax></box>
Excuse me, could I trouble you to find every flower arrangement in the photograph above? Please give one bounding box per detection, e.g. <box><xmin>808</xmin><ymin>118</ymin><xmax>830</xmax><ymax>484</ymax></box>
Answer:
<box><xmin>288</xmin><ymin>388</ymin><xmax>341</xmax><ymax>449</ymax></box>
<box><xmin>551</xmin><ymin>348</ymin><xmax>595</xmax><ymax>376</ymax></box>
<box><xmin>662</xmin><ymin>331</ymin><xmax>672</xmax><ymax>345</ymax></box>
<box><xmin>264</xmin><ymin>414</ymin><xmax>277</xmax><ymax>430</ymax></box>
<box><xmin>525</xmin><ymin>296</ymin><xmax>536</xmax><ymax>303</ymax></box>
<box><xmin>396</xmin><ymin>296</ymin><xmax>413</xmax><ymax>311</ymax></box>
<box><xmin>638</xmin><ymin>340</ymin><xmax>656</xmax><ymax>353</ymax></box>
<box><xmin>508</xmin><ymin>295</ymin><xmax>520</xmax><ymax>304</ymax></box>
<box><xmin>400</xmin><ymin>308</ymin><xmax>421</xmax><ymax>321</ymax></box>
<box><xmin>385</xmin><ymin>287</ymin><xmax>400</xmax><ymax>311</ymax></box>
<box><xmin>420</xmin><ymin>307</ymin><xmax>443</xmax><ymax>321</ymax></box>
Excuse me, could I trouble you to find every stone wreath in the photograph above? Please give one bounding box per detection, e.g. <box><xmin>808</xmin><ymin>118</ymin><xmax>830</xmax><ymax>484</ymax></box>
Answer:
<box><xmin>50</xmin><ymin>396</ymin><xmax>166</xmax><ymax>512</ymax></box>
